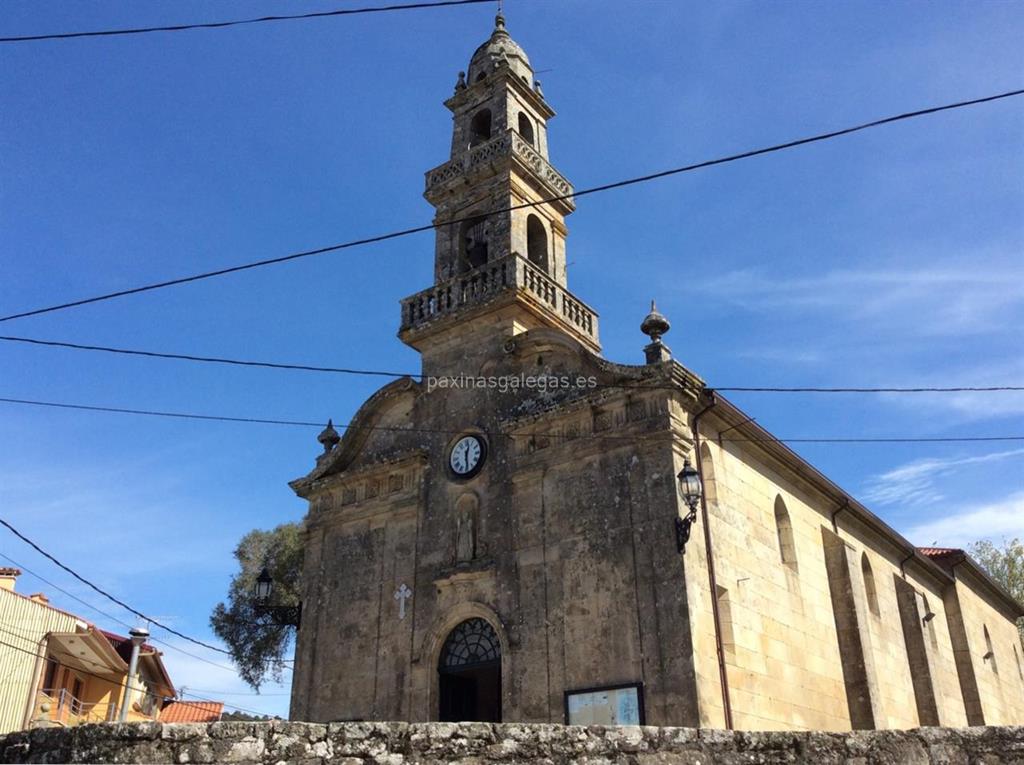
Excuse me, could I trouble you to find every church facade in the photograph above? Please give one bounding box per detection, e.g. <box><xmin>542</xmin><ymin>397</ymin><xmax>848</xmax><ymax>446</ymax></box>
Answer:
<box><xmin>288</xmin><ymin>16</ymin><xmax>1024</xmax><ymax>730</ymax></box>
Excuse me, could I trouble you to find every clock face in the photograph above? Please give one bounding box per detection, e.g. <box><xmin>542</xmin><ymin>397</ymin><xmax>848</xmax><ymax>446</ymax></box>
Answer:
<box><xmin>449</xmin><ymin>435</ymin><xmax>486</xmax><ymax>478</ymax></box>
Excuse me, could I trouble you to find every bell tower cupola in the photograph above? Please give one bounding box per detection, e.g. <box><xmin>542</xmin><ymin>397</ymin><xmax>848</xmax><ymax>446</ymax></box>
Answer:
<box><xmin>399</xmin><ymin>12</ymin><xmax>600</xmax><ymax>364</ymax></box>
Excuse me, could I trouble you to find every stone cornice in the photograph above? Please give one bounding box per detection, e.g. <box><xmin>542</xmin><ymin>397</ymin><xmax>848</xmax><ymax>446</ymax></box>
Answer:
<box><xmin>702</xmin><ymin>395</ymin><xmax>958</xmax><ymax>591</ymax></box>
<box><xmin>444</xmin><ymin>67</ymin><xmax>556</xmax><ymax>120</ymax></box>
<box><xmin>424</xmin><ymin>129</ymin><xmax>574</xmax><ymax>213</ymax></box>
<box><xmin>289</xmin><ymin>377</ymin><xmax>422</xmax><ymax>494</ymax></box>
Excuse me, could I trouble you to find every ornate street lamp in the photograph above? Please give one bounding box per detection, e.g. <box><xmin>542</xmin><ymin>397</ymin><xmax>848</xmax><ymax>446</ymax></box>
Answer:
<box><xmin>675</xmin><ymin>458</ymin><xmax>703</xmax><ymax>554</ymax></box>
<box><xmin>254</xmin><ymin>567</ymin><xmax>302</xmax><ymax>628</ymax></box>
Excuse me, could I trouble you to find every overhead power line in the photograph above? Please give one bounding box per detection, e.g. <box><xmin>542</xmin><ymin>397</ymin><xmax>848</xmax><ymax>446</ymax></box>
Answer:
<box><xmin>0</xmin><ymin>517</ymin><xmax>235</xmax><ymax>658</ymax></box>
<box><xmin>712</xmin><ymin>385</ymin><xmax>1024</xmax><ymax>394</ymax></box>
<box><xmin>1</xmin><ymin>395</ymin><xmax>1021</xmax><ymax>445</ymax></box>
<box><xmin>0</xmin><ymin>0</ymin><xmax>491</xmax><ymax>44</ymax></box>
<box><xmin>1</xmin><ymin>88</ymin><xmax>1021</xmax><ymax>325</ymax></box>
<box><xmin>0</xmin><ymin>550</ymin><xmax>247</xmax><ymax>677</ymax></box>
<box><xmin>0</xmin><ymin>631</ymin><xmax>277</xmax><ymax>718</ymax></box>
<box><xmin>0</xmin><ymin>334</ymin><xmax>410</xmax><ymax>379</ymax></box>
<box><xmin>2</xmin><ymin>334</ymin><xmax>1022</xmax><ymax>395</ymax></box>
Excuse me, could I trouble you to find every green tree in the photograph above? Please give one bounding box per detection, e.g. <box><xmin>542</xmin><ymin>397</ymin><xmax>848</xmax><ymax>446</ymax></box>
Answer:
<box><xmin>968</xmin><ymin>537</ymin><xmax>1024</xmax><ymax>643</ymax></box>
<box><xmin>211</xmin><ymin>522</ymin><xmax>304</xmax><ymax>690</ymax></box>
<box><xmin>220</xmin><ymin>710</ymin><xmax>279</xmax><ymax>722</ymax></box>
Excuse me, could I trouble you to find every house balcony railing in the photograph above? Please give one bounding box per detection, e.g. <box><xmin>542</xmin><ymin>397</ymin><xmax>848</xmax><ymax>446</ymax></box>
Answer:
<box><xmin>424</xmin><ymin>130</ymin><xmax>574</xmax><ymax>205</ymax></box>
<box><xmin>33</xmin><ymin>688</ymin><xmax>117</xmax><ymax>727</ymax></box>
<box><xmin>399</xmin><ymin>252</ymin><xmax>598</xmax><ymax>345</ymax></box>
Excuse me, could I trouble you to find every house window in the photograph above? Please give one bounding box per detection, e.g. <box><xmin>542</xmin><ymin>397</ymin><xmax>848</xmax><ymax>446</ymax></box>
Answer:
<box><xmin>861</xmin><ymin>553</ymin><xmax>880</xmax><ymax>617</ymax></box>
<box><xmin>1013</xmin><ymin>644</ymin><xmax>1023</xmax><ymax>682</ymax></box>
<box><xmin>774</xmin><ymin>495</ymin><xmax>798</xmax><ymax>570</ymax></box>
<box><xmin>139</xmin><ymin>681</ymin><xmax>160</xmax><ymax>716</ymax></box>
<box><xmin>69</xmin><ymin>675</ymin><xmax>85</xmax><ymax>715</ymax></box>
<box><xmin>42</xmin><ymin>659</ymin><xmax>58</xmax><ymax>693</ymax></box>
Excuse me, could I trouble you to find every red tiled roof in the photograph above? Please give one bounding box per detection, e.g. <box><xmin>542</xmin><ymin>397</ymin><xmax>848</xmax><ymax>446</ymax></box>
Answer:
<box><xmin>160</xmin><ymin>701</ymin><xmax>224</xmax><ymax>723</ymax></box>
<box><xmin>917</xmin><ymin>547</ymin><xmax>966</xmax><ymax>572</ymax></box>
<box><xmin>918</xmin><ymin>547</ymin><xmax>962</xmax><ymax>557</ymax></box>
<box><xmin>0</xmin><ymin>567</ymin><xmax>21</xmax><ymax>576</ymax></box>
<box><xmin>918</xmin><ymin>547</ymin><xmax>1024</xmax><ymax>616</ymax></box>
<box><xmin>101</xmin><ymin>629</ymin><xmax>157</xmax><ymax>660</ymax></box>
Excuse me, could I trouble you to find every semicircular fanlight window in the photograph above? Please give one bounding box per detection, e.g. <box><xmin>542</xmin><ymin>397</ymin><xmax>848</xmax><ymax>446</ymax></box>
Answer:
<box><xmin>439</xmin><ymin>618</ymin><xmax>501</xmax><ymax>670</ymax></box>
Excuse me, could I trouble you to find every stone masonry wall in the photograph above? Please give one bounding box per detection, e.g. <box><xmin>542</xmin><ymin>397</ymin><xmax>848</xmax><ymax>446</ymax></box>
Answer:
<box><xmin>2</xmin><ymin>721</ymin><xmax>1023</xmax><ymax>764</ymax></box>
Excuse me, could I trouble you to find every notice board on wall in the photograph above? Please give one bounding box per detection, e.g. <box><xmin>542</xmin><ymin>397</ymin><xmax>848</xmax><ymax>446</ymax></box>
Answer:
<box><xmin>564</xmin><ymin>683</ymin><xmax>644</xmax><ymax>725</ymax></box>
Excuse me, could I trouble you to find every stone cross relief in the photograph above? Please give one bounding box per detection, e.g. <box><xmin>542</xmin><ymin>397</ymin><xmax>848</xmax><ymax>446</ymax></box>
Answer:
<box><xmin>394</xmin><ymin>583</ymin><xmax>412</xmax><ymax>620</ymax></box>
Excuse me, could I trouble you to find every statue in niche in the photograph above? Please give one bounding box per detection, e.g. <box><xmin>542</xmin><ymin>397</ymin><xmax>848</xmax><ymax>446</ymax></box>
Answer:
<box><xmin>454</xmin><ymin>493</ymin><xmax>479</xmax><ymax>563</ymax></box>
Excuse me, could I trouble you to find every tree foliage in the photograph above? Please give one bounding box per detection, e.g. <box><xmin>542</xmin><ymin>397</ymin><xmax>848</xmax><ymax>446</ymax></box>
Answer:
<box><xmin>211</xmin><ymin>522</ymin><xmax>304</xmax><ymax>690</ymax></box>
<box><xmin>968</xmin><ymin>537</ymin><xmax>1024</xmax><ymax>642</ymax></box>
<box><xmin>221</xmin><ymin>710</ymin><xmax>280</xmax><ymax>722</ymax></box>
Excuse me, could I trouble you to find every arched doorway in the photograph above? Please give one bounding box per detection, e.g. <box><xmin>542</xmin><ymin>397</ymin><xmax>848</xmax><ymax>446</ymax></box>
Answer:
<box><xmin>437</xmin><ymin>618</ymin><xmax>501</xmax><ymax>722</ymax></box>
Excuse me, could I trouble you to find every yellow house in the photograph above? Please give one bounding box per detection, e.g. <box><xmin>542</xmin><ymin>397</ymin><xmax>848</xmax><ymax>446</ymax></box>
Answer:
<box><xmin>0</xmin><ymin>567</ymin><xmax>175</xmax><ymax>733</ymax></box>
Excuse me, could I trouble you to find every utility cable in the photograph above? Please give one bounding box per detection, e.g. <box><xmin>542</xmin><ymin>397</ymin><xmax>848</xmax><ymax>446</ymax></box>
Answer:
<box><xmin>1</xmin><ymin>395</ymin><xmax>1021</xmax><ymax>445</ymax></box>
<box><xmin>0</xmin><ymin>629</ymin><xmax>275</xmax><ymax>717</ymax></box>
<box><xmin>2</xmin><ymin>88</ymin><xmax>1021</xmax><ymax>325</ymax></box>
<box><xmin>0</xmin><ymin>517</ymin><xmax>235</xmax><ymax>658</ymax></box>
<box><xmin>0</xmin><ymin>334</ymin><xmax>411</xmax><ymax>380</ymax></box>
<box><xmin>2</xmin><ymin>334</ymin><xmax>1021</xmax><ymax>394</ymax></box>
<box><xmin>0</xmin><ymin>0</ymin><xmax>491</xmax><ymax>44</ymax></box>
<box><xmin>0</xmin><ymin>551</ymin><xmax>251</xmax><ymax>676</ymax></box>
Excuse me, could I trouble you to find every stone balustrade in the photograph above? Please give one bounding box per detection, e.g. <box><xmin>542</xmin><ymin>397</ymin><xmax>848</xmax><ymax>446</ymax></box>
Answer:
<box><xmin>425</xmin><ymin>130</ymin><xmax>574</xmax><ymax>203</ymax></box>
<box><xmin>400</xmin><ymin>253</ymin><xmax>598</xmax><ymax>345</ymax></box>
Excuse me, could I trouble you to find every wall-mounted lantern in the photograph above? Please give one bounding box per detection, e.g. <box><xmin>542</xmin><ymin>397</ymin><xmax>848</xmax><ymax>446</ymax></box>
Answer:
<box><xmin>254</xmin><ymin>567</ymin><xmax>302</xmax><ymax>628</ymax></box>
<box><xmin>675</xmin><ymin>458</ymin><xmax>703</xmax><ymax>554</ymax></box>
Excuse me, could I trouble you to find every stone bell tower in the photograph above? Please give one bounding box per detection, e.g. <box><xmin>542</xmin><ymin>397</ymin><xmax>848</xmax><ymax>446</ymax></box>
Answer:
<box><xmin>399</xmin><ymin>12</ymin><xmax>599</xmax><ymax>365</ymax></box>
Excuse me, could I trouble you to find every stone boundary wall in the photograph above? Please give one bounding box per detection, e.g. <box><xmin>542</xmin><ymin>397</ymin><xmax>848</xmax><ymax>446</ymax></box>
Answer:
<box><xmin>1</xmin><ymin>721</ymin><xmax>1022</xmax><ymax>764</ymax></box>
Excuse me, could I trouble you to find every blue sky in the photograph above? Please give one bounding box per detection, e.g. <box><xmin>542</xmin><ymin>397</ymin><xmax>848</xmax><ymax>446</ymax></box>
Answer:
<box><xmin>1</xmin><ymin>0</ymin><xmax>1021</xmax><ymax>718</ymax></box>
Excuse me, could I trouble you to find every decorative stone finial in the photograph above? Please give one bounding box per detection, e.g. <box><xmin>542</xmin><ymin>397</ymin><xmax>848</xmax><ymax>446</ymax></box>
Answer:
<box><xmin>494</xmin><ymin>11</ymin><xmax>506</xmax><ymax>34</ymax></box>
<box><xmin>455</xmin><ymin>71</ymin><xmax>466</xmax><ymax>91</ymax></box>
<box><xmin>641</xmin><ymin>300</ymin><xmax>670</xmax><ymax>341</ymax></box>
<box><xmin>640</xmin><ymin>300</ymin><xmax>672</xmax><ymax>364</ymax></box>
<box><xmin>317</xmin><ymin>419</ymin><xmax>341</xmax><ymax>453</ymax></box>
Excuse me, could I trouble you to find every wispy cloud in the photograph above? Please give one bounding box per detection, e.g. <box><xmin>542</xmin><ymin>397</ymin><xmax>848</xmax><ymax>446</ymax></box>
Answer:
<box><xmin>735</xmin><ymin>347</ymin><xmax>825</xmax><ymax>365</ymax></box>
<box><xmin>902</xmin><ymin>490</ymin><xmax>1024</xmax><ymax>548</ymax></box>
<box><xmin>696</xmin><ymin>264</ymin><xmax>1024</xmax><ymax>337</ymax></box>
<box><xmin>863</xmin><ymin>448</ymin><xmax>1024</xmax><ymax>507</ymax></box>
<box><xmin>879</xmin><ymin>356</ymin><xmax>1024</xmax><ymax>422</ymax></box>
